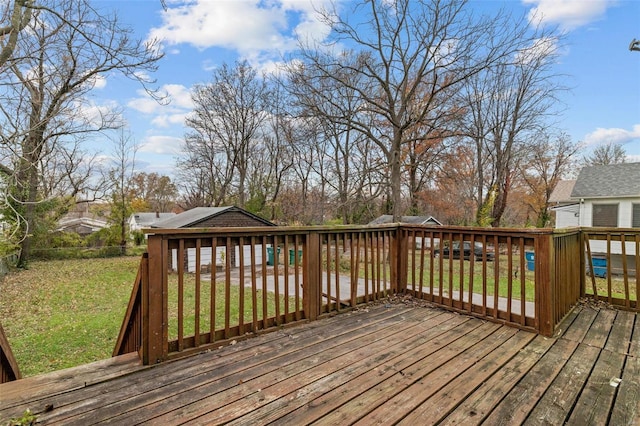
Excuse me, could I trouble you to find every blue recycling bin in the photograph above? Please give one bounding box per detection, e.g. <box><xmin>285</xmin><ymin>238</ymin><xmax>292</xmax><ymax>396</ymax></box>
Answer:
<box><xmin>525</xmin><ymin>251</ymin><xmax>535</xmax><ymax>271</ymax></box>
<box><xmin>590</xmin><ymin>257</ymin><xmax>607</xmax><ymax>278</ymax></box>
<box><xmin>266</xmin><ymin>247</ymin><xmax>280</xmax><ymax>265</ymax></box>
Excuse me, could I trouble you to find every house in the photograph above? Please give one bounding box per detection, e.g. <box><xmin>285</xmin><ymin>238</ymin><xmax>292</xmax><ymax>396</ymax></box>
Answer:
<box><xmin>57</xmin><ymin>200</ymin><xmax>108</xmax><ymax>237</ymax></box>
<box><xmin>128</xmin><ymin>212</ymin><xmax>176</xmax><ymax>233</ymax></box>
<box><xmin>548</xmin><ymin>179</ymin><xmax>578</xmax><ymax>228</ymax></box>
<box><xmin>551</xmin><ymin>162</ymin><xmax>640</xmax><ymax>274</ymax></box>
<box><xmin>368</xmin><ymin>215</ymin><xmax>442</xmax><ymax>226</ymax></box>
<box><xmin>369</xmin><ymin>214</ymin><xmax>442</xmax><ymax>248</ymax></box>
<box><xmin>149</xmin><ymin>206</ymin><xmax>276</xmax><ymax>272</ymax></box>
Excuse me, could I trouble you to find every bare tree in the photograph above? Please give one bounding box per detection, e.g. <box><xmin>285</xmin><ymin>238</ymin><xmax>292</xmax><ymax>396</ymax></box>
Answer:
<box><xmin>458</xmin><ymin>25</ymin><xmax>564</xmax><ymax>227</ymax></box>
<box><xmin>520</xmin><ymin>132</ymin><xmax>579</xmax><ymax>227</ymax></box>
<box><xmin>108</xmin><ymin>129</ymin><xmax>137</xmax><ymax>255</ymax></box>
<box><xmin>290</xmin><ymin>0</ymin><xmax>543</xmax><ymax>221</ymax></box>
<box><xmin>0</xmin><ymin>1</ymin><xmax>32</xmax><ymax>70</ymax></box>
<box><xmin>182</xmin><ymin>61</ymin><xmax>270</xmax><ymax>208</ymax></box>
<box><xmin>583</xmin><ymin>143</ymin><xmax>627</xmax><ymax>166</ymax></box>
<box><xmin>0</xmin><ymin>0</ymin><xmax>162</xmax><ymax>265</ymax></box>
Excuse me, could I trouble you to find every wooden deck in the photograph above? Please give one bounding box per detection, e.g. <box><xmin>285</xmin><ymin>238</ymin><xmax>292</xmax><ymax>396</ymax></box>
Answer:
<box><xmin>1</xmin><ymin>299</ymin><xmax>638</xmax><ymax>425</ymax></box>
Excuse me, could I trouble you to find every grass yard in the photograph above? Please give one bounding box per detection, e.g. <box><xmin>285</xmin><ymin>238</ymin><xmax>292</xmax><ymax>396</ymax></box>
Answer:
<box><xmin>0</xmin><ymin>257</ymin><xmax>140</xmax><ymax>377</ymax></box>
<box><xmin>0</xmin><ymin>257</ymin><xmax>300</xmax><ymax>377</ymax></box>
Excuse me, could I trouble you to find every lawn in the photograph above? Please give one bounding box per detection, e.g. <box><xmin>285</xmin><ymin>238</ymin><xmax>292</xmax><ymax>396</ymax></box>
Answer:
<box><xmin>0</xmin><ymin>257</ymin><xmax>299</xmax><ymax>377</ymax></box>
<box><xmin>0</xmin><ymin>257</ymin><xmax>140</xmax><ymax>377</ymax></box>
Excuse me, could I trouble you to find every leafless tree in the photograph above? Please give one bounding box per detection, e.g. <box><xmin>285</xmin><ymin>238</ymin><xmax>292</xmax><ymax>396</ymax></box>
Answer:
<box><xmin>583</xmin><ymin>143</ymin><xmax>627</xmax><ymax>166</ymax></box>
<box><xmin>181</xmin><ymin>61</ymin><xmax>270</xmax><ymax>208</ymax></box>
<box><xmin>0</xmin><ymin>0</ymin><xmax>162</xmax><ymax>265</ymax></box>
<box><xmin>290</xmin><ymin>0</ymin><xmax>544</xmax><ymax>221</ymax></box>
<box><xmin>108</xmin><ymin>129</ymin><xmax>137</xmax><ymax>255</ymax></box>
<box><xmin>458</xmin><ymin>21</ymin><xmax>564</xmax><ymax>227</ymax></box>
<box><xmin>0</xmin><ymin>1</ymin><xmax>32</xmax><ymax>70</ymax></box>
<box><xmin>520</xmin><ymin>132</ymin><xmax>579</xmax><ymax>227</ymax></box>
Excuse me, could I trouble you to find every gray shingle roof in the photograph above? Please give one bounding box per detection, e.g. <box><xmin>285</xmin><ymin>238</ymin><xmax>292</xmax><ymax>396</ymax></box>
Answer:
<box><xmin>150</xmin><ymin>207</ymin><xmax>233</xmax><ymax>228</ymax></box>
<box><xmin>571</xmin><ymin>163</ymin><xmax>640</xmax><ymax>198</ymax></box>
<box><xmin>132</xmin><ymin>212</ymin><xmax>176</xmax><ymax>227</ymax></box>
<box><xmin>369</xmin><ymin>215</ymin><xmax>442</xmax><ymax>225</ymax></box>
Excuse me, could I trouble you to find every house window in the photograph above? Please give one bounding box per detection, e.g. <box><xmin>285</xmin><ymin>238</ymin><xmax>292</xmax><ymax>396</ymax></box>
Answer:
<box><xmin>633</xmin><ymin>204</ymin><xmax>640</xmax><ymax>228</ymax></box>
<box><xmin>592</xmin><ymin>204</ymin><xmax>618</xmax><ymax>227</ymax></box>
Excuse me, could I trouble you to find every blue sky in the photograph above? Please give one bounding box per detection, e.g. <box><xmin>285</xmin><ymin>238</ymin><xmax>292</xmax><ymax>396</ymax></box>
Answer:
<box><xmin>92</xmin><ymin>0</ymin><xmax>640</xmax><ymax>175</ymax></box>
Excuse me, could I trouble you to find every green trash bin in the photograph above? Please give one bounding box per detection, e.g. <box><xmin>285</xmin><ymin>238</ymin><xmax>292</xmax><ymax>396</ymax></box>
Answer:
<box><xmin>267</xmin><ymin>247</ymin><xmax>280</xmax><ymax>265</ymax></box>
<box><xmin>289</xmin><ymin>249</ymin><xmax>303</xmax><ymax>265</ymax></box>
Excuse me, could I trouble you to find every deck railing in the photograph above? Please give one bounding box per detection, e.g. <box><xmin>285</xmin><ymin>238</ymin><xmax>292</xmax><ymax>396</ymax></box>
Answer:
<box><xmin>119</xmin><ymin>225</ymin><xmax>400</xmax><ymax>364</ymax></box>
<box><xmin>582</xmin><ymin>227</ymin><xmax>640</xmax><ymax>310</ymax></box>
<box><xmin>3</xmin><ymin>225</ymin><xmax>638</xmax><ymax>381</ymax></box>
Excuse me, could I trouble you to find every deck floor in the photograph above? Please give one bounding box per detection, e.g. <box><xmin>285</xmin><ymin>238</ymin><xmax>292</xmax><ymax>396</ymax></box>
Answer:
<box><xmin>1</xmin><ymin>299</ymin><xmax>638</xmax><ymax>425</ymax></box>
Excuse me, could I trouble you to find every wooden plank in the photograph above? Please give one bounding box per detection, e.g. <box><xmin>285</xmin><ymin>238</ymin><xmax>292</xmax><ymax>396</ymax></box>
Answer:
<box><xmin>0</xmin><ymin>352</ymin><xmax>144</xmax><ymax>414</ymax></box>
<box><xmin>609</xmin><ymin>312</ymin><xmax>640</xmax><ymax>425</ymax></box>
<box><xmin>26</xmin><ymin>305</ymin><xmax>405</xmax><ymax>423</ymax></box>
<box><xmin>566</xmin><ymin>349</ymin><xmax>626</xmax><ymax>425</ymax></box>
<box><xmin>439</xmin><ymin>334</ymin><xmax>555</xmax><ymax>425</ymax></box>
<box><xmin>482</xmin><ymin>337</ymin><xmax>578</xmax><ymax>425</ymax></box>
<box><xmin>273</xmin><ymin>316</ymin><xmax>485</xmax><ymax>425</ymax></box>
<box><xmin>561</xmin><ymin>306</ymin><xmax>598</xmax><ymax>343</ymax></box>
<box><xmin>199</xmin><ymin>312</ymin><xmax>468</xmax><ymax>425</ymax></box>
<box><xmin>310</xmin><ymin>322</ymin><xmax>502</xmax><ymax>425</ymax></box>
<box><xmin>52</xmin><ymin>307</ymin><xmax>430</xmax><ymax>424</ymax></box>
<box><xmin>357</xmin><ymin>324</ymin><xmax>518</xmax><ymax>424</ymax></box>
<box><xmin>604</xmin><ymin>309</ymin><xmax>635</xmax><ymax>353</ymax></box>
<box><xmin>582</xmin><ymin>308</ymin><xmax>617</xmax><ymax>348</ymax></box>
<box><xmin>100</xmin><ymin>307</ymin><xmax>440</xmax><ymax>425</ymax></box>
<box><xmin>397</xmin><ymin>330</ymin><xmax>537</xmax><ymax>425</ymax></box>
<box><xmin>522</xmin><ymin>343</ymin><xmax>601</xmax><ymax>425</ymax></box>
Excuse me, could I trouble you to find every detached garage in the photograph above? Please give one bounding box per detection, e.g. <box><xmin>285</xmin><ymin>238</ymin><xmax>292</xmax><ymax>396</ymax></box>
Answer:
<box><xmin>149</xmin><ymin>206</ymin><xmax>276</xmax><ymax>272</ymax></box>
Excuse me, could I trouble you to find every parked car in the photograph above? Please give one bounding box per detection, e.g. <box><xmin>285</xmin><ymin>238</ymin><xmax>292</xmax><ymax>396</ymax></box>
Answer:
<box><xmin>434</xmin><ymin>241</ymin><xmax>495</xmax><ymax>261</ymax></box>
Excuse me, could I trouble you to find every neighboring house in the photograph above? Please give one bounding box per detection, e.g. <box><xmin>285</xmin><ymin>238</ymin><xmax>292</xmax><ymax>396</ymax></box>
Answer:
<box><xmin>150</xmin><ymin>206</ymin><xmax>276</xmax><ymax>272</ymax></box>
<box><xmin>548</xmin><ymin>179</ymin><xmax>578</xmax><ymax>228</ymax></box>
<box><xmin>551</xmin><ymin>162</ymin><xmax>640</xmax><ymax>274</ymax></box>
<box><xmin>368</xmin><ymin>215</ymin><xmax>443</xmax><ymax>226</ymax></box>
<box><xmin>129</xmin><ymin>212</ymin><xmax>176</xmax><ymax>234</ymax></box>
<box><xmin>369</xmin><ymin>214</ymin><xmax>442</xmax><ymax>248</ymax></box>
<box><xmin>57</xmin><ymin>200</ymin><xmax>108</xmax><ymax>237</ymax></box>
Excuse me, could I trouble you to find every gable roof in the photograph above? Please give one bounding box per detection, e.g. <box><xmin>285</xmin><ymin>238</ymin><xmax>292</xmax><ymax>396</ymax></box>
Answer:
<box><xmin>549</xmin><ymin>180</ymin><xmax>576</xmax><ymax>203</ymax></box>
<box><xmin>369</xmin><ymin>215</ymin><xmax>442</xmax><ymax>226</ymax></box>
<box><xmin>131</xmin><ymin>212</ymin><xmax>176</xmax><ymax>227</ymax></box>
<box><xmin>150</xmin><ymin>206</ymin><xmax>275</xmax><ymax>229</ymax></box>
<box><xmin>571</xmin><ymin>163</ymin><xmax>640</xmax><ymax>198</ymax></box>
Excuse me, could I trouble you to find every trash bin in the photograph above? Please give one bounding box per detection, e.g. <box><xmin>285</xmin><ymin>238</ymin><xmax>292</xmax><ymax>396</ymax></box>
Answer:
<box><xmin>590</xmin><ymin>257</ymin><xmax>607</xmax><ymax>278</ymax></box>
<box><xmin>267</xmin><ymin>247</ymin><xmax>280</xmax><ymax>265</ymax></box>
<box><xmin>525</xmin><ymin>251</ymin><xmax>535</xmax><ymax>271</ymax></box>
<box><xmin>289</xmin><ymin>249</ymin><xmax>303</xmax><ymax>265</ymax></box>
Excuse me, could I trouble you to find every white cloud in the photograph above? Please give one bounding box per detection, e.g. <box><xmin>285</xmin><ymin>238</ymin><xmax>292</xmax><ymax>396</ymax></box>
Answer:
<box><xmin>523</xmin><ymin>0</ymin><xmax>613</xmax><ymax>31</ymax></box>
<box><xmin>127</xmin><ymin>84</ymin><xmax>193</xmax><ymax>115</ymax></box>
<box><xmin>151</xmin><ymin>112</ymin><xmax>188</xmax><ymax>128</ymax></box>
<box><xmin>139</xmin><ymin>135</ymin><xmax>184</xmax><ymax>155</ymax></box>
<box><xmin>583</xmin><ymin>125</ymin><xmax>640</xmax><ymax>146</ymax></box>
<box><xmin>147</xmin><ymin>0</ymin><xmax>332</xmax><ymax>60</ymax></box>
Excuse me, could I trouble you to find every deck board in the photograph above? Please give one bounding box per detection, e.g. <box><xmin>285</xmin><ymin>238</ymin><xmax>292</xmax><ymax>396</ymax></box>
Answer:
<box><xmin>0</xmin><ymin>301</ymin><xmax>638</xmax><ymax>425</ymax></box>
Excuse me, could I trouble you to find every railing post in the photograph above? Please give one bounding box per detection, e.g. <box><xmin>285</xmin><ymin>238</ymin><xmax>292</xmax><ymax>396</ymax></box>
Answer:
<box><xmin>143</xmin><ymin>234</ymin><xmax>168</xmax><ymax>364</ymax></box>
<box><xmin>535</xmin><ymin>232</ymin><xmax>554</xmax><ymax>336</ymax></box>
<box><xmin>393</xmin><ymin>225</ymin><xmax>408</xmax><ymax>294</ymax></box>
<box><xmin>304</xmin><ymin>231</ymin><xmax>321</xmax><ymax>320</ymax></box>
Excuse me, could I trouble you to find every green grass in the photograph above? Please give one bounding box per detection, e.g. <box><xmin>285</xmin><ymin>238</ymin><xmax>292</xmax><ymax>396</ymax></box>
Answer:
<box><xmin>166</xmin><ymin>274</ymin><xmax>300</xmax><ymax>340</ymax></box>
<box><xmin>0</xmin><ymin>257</ymin><xmax>298</xmax><ymax>377</ymax></box>
<box><xmin>405</xmin><ymin>253</ymin><xmax>537</xmax><ymax>302</ymax></box>
<box><xmin>0</xmin><ymin>257</ymin><xmax>140</xmax><ymax>377</ymax></box>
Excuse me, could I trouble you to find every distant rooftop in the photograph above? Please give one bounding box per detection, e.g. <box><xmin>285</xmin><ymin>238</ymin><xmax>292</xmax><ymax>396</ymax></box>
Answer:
<box><xmin>571</xmin><ymin>162</ymin><xmax>640</xmax><ymax>198</ymax></box>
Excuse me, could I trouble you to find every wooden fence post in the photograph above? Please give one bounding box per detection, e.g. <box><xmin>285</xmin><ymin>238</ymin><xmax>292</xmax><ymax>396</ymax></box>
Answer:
<box><xmin>393</xmin><ymin>226</ymin><xmax>408</xmax><ymax>294</ymax></box>
<box><xmin>144</xmin><ymin>234</ymin><xmax>168</xmax><ymax>364</ymax></box>
<box><xmin>304</xmin><ymin>231</ymin><xmax>321</xmax><ymax>320</ymax></box>
<box><xmin>535</xmin><ymin>233</ymin><xmax>554</xmax><ymax>336</ymax></box>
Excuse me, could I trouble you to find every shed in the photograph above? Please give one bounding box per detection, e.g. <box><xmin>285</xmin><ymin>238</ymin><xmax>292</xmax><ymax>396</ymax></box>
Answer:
<box><xmin>149</xmin><ymin>206</ymin><xmax>276</xmax><ymax>272</ymax></box>
<box><xmin>369</xmin><ymin>214</ymin><xmax>442</xmax><ymax>248</ymax></box>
